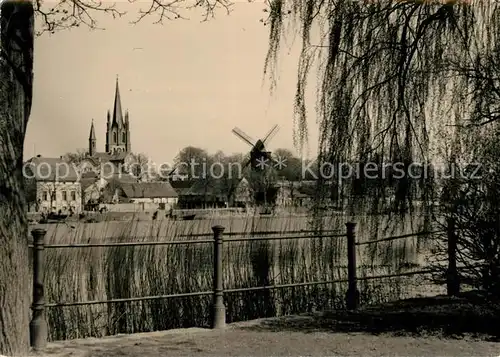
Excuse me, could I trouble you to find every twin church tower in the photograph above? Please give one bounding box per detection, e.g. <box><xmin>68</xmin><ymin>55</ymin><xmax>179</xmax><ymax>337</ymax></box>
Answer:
<box><xmin>88</xmin><ymin>77</ymin><xmax>131</xmax><ymax>158</ymax></box>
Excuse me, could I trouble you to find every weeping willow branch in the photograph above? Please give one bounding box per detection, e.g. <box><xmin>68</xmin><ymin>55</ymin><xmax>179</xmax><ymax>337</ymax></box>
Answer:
<box><xmin>264</xmin><ymin>0</ymin><xmax>500</xmax><ymax>218</ymax></box>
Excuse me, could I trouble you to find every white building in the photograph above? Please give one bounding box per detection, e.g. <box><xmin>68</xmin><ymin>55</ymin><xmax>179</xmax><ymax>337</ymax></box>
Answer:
<box><xmin>25</xmin><ymin>156</ymin><xmax>82</xmax><ymax>214</ymax></box>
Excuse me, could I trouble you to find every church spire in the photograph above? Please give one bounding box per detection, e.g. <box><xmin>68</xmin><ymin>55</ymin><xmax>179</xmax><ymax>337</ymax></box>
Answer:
<box><xmin>112</xmin><ymin>75</ymin><xmax>124</xmax><ymax>127</ymax></box>
<box><xmin>89</xmin><ymin>119</ymin><xmax>96</xmax><ymax>156</ymax></box>
<box><xmin>89</xmin><ymin>119</ymin><xmax>96</xmax><ymax>140</ymax></box>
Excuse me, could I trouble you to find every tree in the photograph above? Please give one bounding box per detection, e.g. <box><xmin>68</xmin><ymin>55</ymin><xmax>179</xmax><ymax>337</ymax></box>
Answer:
<box><xmin>272</xmin><ymin>148</ymin><xmax>302</xmax><ymax>181</ymax></box>
<box><xmin>174</xmin><ymin>146</ymin><xmax>210</xmax><ymax>180</ymax></box>
<box><xmin>62</xmin><ymin>148</ymin><xmax>87</xmax><ymax>165</ymax></box>
<box><xmin>244</xmin><ymin>157</ymin><xmax>279</xmax><ymax>208</ymax></box>
<box><xmin>0</xmin><ymin>0</ymin><xmax>230</xmax><ymax>354</ymax></box>
<box><xmin>37</xmin><ymin>180</ymin><xmax>57</xmax><ymax>213</ymax></box>
<box><xmin>24</xmin><ymin>176</ymin><xmax>38</xmax><ymax>212</ymax></box>
<box><xmin>33</xmin><ymin>0</ymin><xmax>230</xmax><ymax>35</ymax></box>
<box><xmin>100</xmin><ymin>177</ymin><xmax>122</xmax><ymax>204</ymax></box>
<box><xmin>217</xmin><ymin>152</ymin><xmax>247</xmax><ymax>204</ymax></box>
<box><xmin>207</xmin><ymin>151</ymin><xmax>280</xmax><ymax>207</ymax></box>
<box><xmin>205</xmin><ymin>151</ymin><xmax>250</xmax><ymax>206</ymax></box>
<box><xmin>124</xmin><ymin>152</ymin><xmax>150</xmax><ymax>181</ymax></box>
<box><xmin>0</xmin><ymin>2</ymin><xmax>34</xmax><ymax>354</ymax></box>
<box><xmin>436</xmin><ymin>124</ymin><xmax>500</xmax><ymax>296</ymax></box>
<box><xmin>264</xmin><ymin>0</ymin><xmax>499</xmax><ymax>218</ymax></box>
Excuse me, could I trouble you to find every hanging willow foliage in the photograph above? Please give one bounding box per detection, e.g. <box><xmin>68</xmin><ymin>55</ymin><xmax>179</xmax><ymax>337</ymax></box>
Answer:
<box><xmin>264</xmin><ymin>0</ymin><xmax>500</xmax><ymax>219</ymax></box>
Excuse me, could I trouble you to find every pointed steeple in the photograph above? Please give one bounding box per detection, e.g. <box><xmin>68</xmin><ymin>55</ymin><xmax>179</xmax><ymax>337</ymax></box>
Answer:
<box><xmin>112</xmin><ymin>75</ymin><xmax>124</xmax><ymax>127</ymax></box>
<box><xmin>89</xmin><ymin>119</ymin><xmax>97</xmax><ymax>156</ymax></box>
<box><xmin>89</xmin><ymin>119</ymin><xmax>96</xmax><ymax>140</ymax></box>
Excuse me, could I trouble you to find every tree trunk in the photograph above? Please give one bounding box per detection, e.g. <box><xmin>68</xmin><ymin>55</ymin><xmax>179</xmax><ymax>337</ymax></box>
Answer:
<box><xmin>0</xmin><ymin>1</ymin><xmax>34</xmax><ymax>355</ymax></box>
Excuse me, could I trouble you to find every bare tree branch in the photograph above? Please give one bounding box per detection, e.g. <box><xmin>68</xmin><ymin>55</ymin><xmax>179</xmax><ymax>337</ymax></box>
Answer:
<box><xmin>33</xmin><ymin>0</ymin><xmax>124</xmax><ymax>35</ymax></box>
<box><xmin>31</xmin><ymin>0</ymin><xmax>232</xmax><ymax>34</ymax></box>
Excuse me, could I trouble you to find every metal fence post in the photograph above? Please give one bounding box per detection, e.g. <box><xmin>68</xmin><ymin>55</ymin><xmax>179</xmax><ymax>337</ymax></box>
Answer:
<box><xmin>30</xmin><ymin>228</ymin><xmax>48</xmax><ymax>350</ymax></box>
<box><xmin>447</xmin><ymin>217</ymin><xmax>460</xmax><ymax>296</ymax></box>
<box><xmin>212</xmin><ymin>225</ymin><xmax>226</xmax><ymax>329</ymax></box>
<box><xmin>345</xmin><ymin>222</ymin><xmax>359</xmax><ymax>310</ymax></box>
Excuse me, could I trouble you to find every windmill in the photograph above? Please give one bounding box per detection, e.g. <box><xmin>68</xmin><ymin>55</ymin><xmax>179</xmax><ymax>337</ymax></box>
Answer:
<box><xmin>231</xmin><ymin>124</ymin><xmax>280</xmax><ymax>171</ymax></box>
<box><xmin>229</xmin><ymin>125</ymin><xmax>280</xmax><ymax>210</ymax></box>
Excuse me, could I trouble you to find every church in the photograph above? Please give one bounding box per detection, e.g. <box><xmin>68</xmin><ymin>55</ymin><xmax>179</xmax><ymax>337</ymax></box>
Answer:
<box><xmin>78</xmin><ymin>77</ymin><xmax>138</xmax><ymax>209</ymax></box>
<box><xmin>81</xmin><ymin>77</ymin><xmax>134</xmax><ymax>176</ymax></box>
<box><xmin>78</xmin><ymin>76</ymin><xmax>141</xmax><ymax>203</ymax></box>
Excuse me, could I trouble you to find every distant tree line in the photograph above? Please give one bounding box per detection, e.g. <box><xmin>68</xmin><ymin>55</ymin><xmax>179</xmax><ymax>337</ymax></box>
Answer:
<box><xmin>165</xmin><ymin>146</ymin><xmax>314</xmax><ymax>182</ymax></box>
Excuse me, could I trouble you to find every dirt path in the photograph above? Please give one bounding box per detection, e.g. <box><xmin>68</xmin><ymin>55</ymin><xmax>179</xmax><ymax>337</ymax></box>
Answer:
<box><xmin>37</xmin><ymin>315</ymin><xmax>500</xmax><ymax>357</ymax></box>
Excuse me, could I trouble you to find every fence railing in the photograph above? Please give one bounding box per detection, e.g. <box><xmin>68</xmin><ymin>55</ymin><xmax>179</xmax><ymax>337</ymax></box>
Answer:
<box><xmin>28</xmin><ymin>222</ymin><xmax>461</xmax><ymax>351</ymax></box>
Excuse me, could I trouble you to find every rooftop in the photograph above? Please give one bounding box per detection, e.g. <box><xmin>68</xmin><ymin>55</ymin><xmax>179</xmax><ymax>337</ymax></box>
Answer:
<box><xmin>119</xmin><ymin>182</ymin><xmax>178</xmax><ymax>199</ymax></box>
<box><xmin>25</xmin><ymin>156</ymin><xmax>79</xmax><ymax>182</ymax></box>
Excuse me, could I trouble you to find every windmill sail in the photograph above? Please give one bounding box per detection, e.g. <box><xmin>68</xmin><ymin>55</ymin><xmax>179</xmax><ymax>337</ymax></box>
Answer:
<box><xmin>232</xmin><ymin>127</ymin><xmax>255</xmax><ymax>147</ymax></box>
<box><xmin>263</xmin><ymin>125</ymin><xmax>279</xmax><ymax>144</ymax></box>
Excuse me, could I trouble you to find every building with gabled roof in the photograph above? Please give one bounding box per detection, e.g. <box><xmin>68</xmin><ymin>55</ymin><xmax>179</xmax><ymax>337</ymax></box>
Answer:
<box><xmin>24</xmin><ymin>156</ymin><xmax>82</xmax><ymax>214</ymax></box>
<box><xmin>119</xmin><ymin>182</ymin><xmax>178</xmax><ymax>200</ymax></box>
<box><xmin>100</xmin><ymin>181</ymin><xmax>178</xmax><ymax>212</ymax></box>
<box><xmin>170</xmin><ymin>178</ymin><xmax>252</xmax><ymax>209</ymax></box>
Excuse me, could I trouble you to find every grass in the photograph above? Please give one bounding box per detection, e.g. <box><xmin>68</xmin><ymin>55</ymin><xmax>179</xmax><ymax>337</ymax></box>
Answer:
<box><xmin>29</xmin><ymin>212</ymin><xmax>440</xmax><ymax>342</ymax></box>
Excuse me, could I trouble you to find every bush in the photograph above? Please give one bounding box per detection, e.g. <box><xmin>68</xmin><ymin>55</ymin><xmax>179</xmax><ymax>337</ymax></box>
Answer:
<box><xmin>439</xmin><ymin>127</ymin><xmax>500</xmax><ymax>296</ymax></box>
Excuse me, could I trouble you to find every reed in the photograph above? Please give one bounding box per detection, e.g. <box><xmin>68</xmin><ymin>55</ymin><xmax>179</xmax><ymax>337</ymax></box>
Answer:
<box><xmin>33</xmin><ymin>212</ymin><xmax>436</xmax><ymax>341</ymax></box>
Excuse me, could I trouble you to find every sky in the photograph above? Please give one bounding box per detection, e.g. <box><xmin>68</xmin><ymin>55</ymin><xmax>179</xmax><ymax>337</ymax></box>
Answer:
<box><xmin>24</xmin><ymin>1</ymin><xmax>320</xmax><ymax>165</ymax></box>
